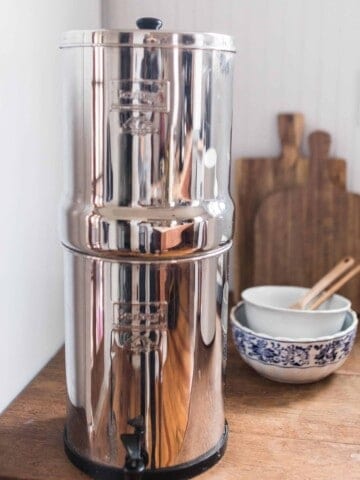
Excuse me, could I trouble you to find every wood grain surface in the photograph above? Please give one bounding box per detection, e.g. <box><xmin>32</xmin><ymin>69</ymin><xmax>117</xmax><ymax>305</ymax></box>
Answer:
<box><xmin>254</xmin><ymin>130</ymin><xmax>360</xmax><ymax>312</ymax></box>
<box><xmin>233</xmin><ymin>113</ymin><xmax>308</xmax><ymax>302</ymax></box>
<box><xmin>233</xmin><ymin>114</ymin><xmax>346</xmax><ymax>302</ymax></box>
<box><xmin>1</xmin><ymin>335</ymin><xmax>360</xmax><ymax>480</ymax></box>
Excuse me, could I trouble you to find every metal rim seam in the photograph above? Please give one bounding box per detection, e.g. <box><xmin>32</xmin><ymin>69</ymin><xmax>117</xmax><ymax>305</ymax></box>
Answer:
<box><xmin>61</xmin><ymin>241</ymin><xmax>232</xmax><ymax>264</ymax></box>
<box><xmin>60</xmin><ymin>43</ymin><xmax>236</xmax><ymax>52</ymax></box>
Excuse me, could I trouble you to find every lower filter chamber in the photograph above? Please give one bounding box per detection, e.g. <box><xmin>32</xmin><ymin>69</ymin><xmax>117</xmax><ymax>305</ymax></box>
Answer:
<box><xmin>63</xmin><ymin>245</ymin><xmax>230</xmax><ymax>477</ymax></box>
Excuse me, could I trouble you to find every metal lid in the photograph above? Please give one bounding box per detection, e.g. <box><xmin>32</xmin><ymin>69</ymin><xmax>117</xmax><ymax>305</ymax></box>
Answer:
<box><xmin>60</xmin><ymin>17</ymin><xmax>235</xmax><ymax>52</ymax></box>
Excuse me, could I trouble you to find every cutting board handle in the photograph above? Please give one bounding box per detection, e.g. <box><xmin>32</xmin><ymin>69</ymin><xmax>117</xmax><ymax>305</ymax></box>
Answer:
<box><xmin>308</xmin><ymin>130</ymin><xmax>332</xmax><ymax>184</ymax></box>
<box><xmin>278</xmin><ymin>113</ymin><xmax>304</xmax><ymax>166</ymax></box>
<box><xmin>309</xmin><ymin>130</ymin><xmax>331</xmax><ymax>159</ymax></box>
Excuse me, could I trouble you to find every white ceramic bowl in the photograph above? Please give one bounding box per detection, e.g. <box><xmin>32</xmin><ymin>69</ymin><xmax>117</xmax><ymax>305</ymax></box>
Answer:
<box><xmin>242</xmin><ymin>285</ymin><xmax>351</xmax><ymax>338</ymax></box>
<box><xmin>231</xmin><ymin>302</ymin><xmax>358</xmax><ymax>384</ymax></box>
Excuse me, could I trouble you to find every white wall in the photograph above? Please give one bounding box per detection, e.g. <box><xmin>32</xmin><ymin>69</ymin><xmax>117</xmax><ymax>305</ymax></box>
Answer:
<box><xmin>0</xmin><ymin>1</ymin><xmax>100</xmax><ymax>413</ymax></box>
<box><xmin>103</xmin><ymin>0</ymin><xmax>360</xmax><ymax>192</ymax></box>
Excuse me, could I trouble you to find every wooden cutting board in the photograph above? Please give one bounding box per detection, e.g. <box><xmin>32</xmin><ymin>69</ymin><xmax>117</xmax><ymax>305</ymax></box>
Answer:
<box><xmin>233</xmin><ymin>114</ymin><xmax>346</xmax><ymax>302</ymax></box>
<box><xmin>254</xmin><ymin>131</ymin><xmax>360</xmax><ymax>311</ymax></box>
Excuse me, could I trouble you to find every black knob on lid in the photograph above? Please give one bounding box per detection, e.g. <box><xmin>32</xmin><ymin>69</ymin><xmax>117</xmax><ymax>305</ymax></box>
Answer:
<box><xmin>136</xmin><ymin>17</ymin><xmax>163</xmax><ymax>30</ymax></box>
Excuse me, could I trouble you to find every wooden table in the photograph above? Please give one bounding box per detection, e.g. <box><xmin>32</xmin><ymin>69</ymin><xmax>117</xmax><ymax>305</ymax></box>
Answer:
<box><xmin>1</xmin><ymin>339</ymin><xmax>360</xmax><ymax>480</ymax></box>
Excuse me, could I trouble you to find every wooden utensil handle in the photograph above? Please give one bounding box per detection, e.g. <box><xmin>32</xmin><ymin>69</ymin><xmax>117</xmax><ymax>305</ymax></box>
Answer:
<box><xmin>290</xmin><ymin>256</ymin><xmax>355</xmax><ymax>309</ymax></box>
<box><xmin>309</xmin><ymin>264</ymin><xmax>360</xmax><ymax>310</ymax></box>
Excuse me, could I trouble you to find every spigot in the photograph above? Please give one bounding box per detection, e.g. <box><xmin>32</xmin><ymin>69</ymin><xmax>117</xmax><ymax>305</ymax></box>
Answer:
<box><xmin>121</xmin><ymin>415</ymin><xmax>148</xmax><ymax>480</ymax></box>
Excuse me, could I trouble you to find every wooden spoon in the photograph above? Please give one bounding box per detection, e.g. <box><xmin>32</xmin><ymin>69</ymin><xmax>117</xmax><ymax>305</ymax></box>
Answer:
<box><xmin>308</xmin><ymin>264</ymin><xmax>360</xmax><ymax>310</ymax></box>
<box><xmin>290</xmin><ymin>256</ymin><xmax>356</xmax><ymax>309</ymax></box>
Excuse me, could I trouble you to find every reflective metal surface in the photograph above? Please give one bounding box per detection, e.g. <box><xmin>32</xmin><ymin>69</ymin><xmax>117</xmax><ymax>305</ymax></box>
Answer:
<box><xmin>60</xmin><ymin>36</ymin><xmax>234</xmax><ymax>257</ymax></box>
<box><xmin>64</xmin><ymin>246</ymin><xmax>229</xmax><ymax>469</ymax></box>
<box><xmin>61</xmin><ymin>25</ymin><xmax>235</xmax><ymax>474</ymax></box>
<box><xmin>60</xmin><ymin>30</ymin><xmax>236</xmax><ymax>52</ymax></box>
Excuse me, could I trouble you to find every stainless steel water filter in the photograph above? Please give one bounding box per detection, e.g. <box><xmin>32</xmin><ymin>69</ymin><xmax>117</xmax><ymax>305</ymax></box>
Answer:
<box><xmin>60</xmin><ymin>18</ymin><xmax>235</xmax><ymax>479</ymax></box>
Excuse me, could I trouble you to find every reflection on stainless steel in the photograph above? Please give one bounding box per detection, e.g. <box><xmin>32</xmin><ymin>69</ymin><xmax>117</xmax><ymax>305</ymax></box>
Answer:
<box><xmin>61</xmin><ymin>22</ymin><xmax>235</xmax><ymax>476</ymax></box>
<box><xmin>64</xmin><ymin>246</ymin><xmax>230</xmax><ymax>468</ymax></box>
<box><xmin>60</xmin><ymin>35</ymin><xmax>234</xmax><ymax>258</ymax></box>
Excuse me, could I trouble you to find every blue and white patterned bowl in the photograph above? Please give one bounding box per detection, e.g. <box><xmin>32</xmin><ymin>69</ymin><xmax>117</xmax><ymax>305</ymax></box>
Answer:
<box><xmin>231</xmin><ymin>302</ymin><xmax>358</xmax><ymax>384</ymax></box>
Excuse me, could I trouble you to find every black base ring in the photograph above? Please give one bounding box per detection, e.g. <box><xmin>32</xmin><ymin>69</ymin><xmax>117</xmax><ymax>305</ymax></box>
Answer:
<box><xmin>64</xmin><ymin>422</ymin><xmax>228</xmax><ymax>480</ymax></box>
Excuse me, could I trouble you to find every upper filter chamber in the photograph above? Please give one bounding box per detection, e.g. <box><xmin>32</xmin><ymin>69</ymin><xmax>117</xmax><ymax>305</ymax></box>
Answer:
<box><xmin>60</xmin><ymin>18</ymin><xmax>235</xmax><ymax>259</ymax></box>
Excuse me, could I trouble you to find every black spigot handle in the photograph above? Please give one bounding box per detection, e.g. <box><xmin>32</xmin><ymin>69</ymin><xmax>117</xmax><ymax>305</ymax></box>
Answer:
<box><xmin>123</xmin><ymin>458</ymin><xmax>146</xmax><ymax>480</ymax></box>
<box><xmin>121</xmin><ymin>416</ymin><xmax>148</xmax><ymax>480</ymax></box>
<box><xmin>128</xmin><ymin>415</ymin><xmax>145</xmax><ymax>435</ymax></box>
<box><xmin>136</xmin><ymin>17</ymin><xmax>163</xmax><ymax>30</ymax></box>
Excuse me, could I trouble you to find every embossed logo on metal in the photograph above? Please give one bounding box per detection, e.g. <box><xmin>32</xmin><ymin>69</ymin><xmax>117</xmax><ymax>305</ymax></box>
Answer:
<box><xmin>112</xmin><ymin>301</ymin><xmax>168</xmax><ymax>352</ymax></box>
<box><xmin>121</xmin><ymin>114</ymin><xmax>158</xmax><ymax>135</ymax></box>
<box><xmin>111</xmin><ymin>80</ymin><xmax>170</xmax><ymax>113</ymax></box>
<box><xmin>111</xmin><ymin>80</ymin><xmax>169</xmax><ymax>135</ymax></box>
